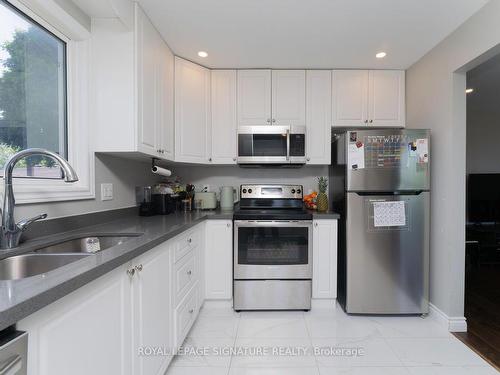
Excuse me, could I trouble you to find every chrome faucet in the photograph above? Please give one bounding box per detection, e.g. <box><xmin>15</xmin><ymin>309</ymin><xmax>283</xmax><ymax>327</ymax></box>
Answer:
<box><xmin>1</xmin><ymin>148</ymin><xmax>79</xmax><ymax>249</ymax></box>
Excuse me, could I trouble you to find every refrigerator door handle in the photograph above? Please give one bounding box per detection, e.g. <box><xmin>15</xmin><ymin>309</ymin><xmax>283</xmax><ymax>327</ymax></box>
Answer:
<box><xmin>354</xmin><ymin>190</ymin><xmax>425</xmax><ymax>196</ymax></box>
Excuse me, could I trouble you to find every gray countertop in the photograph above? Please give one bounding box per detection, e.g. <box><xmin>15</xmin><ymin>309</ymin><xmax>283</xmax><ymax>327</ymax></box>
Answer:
<box><xmin>0</xmin><ymin>208</ymin><xmax>338</xmax><ymax>331</ymax></box>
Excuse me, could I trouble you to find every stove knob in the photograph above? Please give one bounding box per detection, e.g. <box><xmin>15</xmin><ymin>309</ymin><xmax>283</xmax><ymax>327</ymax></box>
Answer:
<box><xmin>297</xmin><ymin>189</ymin><xmax>301</xmax><ymax>194</ymax></box>
<box><xmin>242</xmin><ymin>189</ymin><xmax>247</xmax><ymax>194</ymax></box>
<box><xmin>248</xmin><ymin>189</ymin><xmax>252</xmax><ymax>194</ymax></box>
<box><xmin>291</xmin><ymin>189</ymin><xmax>296</xmax><ymax>194</ymax></box>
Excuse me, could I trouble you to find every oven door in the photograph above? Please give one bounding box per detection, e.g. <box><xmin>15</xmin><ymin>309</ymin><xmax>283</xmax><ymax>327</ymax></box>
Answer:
<box><xmin>237</xmin><ymin>126</ymin><xmax>290</xmax><ymax>164</ymax></box>
<box><xmin>234</xmin><ymin>220</ymin><xmax>312</xmax><ymax>279</ymax></box>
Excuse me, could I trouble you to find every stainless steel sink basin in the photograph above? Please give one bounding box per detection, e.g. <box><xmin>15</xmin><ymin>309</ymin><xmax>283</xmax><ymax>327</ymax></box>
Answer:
<box><xmin>33</xmin><ymin>234</ymin><xmax>142</xmax><ymax>255</ymax></box>
<box><xmin>0</xmin><ymin>253</ymin><xmax>92</xmax><ymax>280</ymax></box>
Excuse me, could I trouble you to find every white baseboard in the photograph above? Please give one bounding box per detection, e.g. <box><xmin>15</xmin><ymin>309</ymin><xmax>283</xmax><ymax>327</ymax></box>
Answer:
<box><xmin>311</xmin><ymin>299</ymin><xmax>337</xmax><ymax>309</ymax></box>
<box><xmin>202</xmin><ymin>299</ymin><xmax>233</xmax><ymax>309</ymax></box>
<box><xmin>429</xmin><ymin>303</ymin><xmax>467</xmax><ymax>332</ymax></box>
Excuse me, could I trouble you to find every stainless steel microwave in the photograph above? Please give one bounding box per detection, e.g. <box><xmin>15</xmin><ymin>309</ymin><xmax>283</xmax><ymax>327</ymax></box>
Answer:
<box><xmin>237</xmin><ymin>126</ymin><xmax>306</xmax><ymax>165</ymax></box>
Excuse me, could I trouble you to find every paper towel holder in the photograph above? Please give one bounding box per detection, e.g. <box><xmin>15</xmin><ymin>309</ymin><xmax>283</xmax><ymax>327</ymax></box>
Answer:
<box><xmin>151</xmin><ymin>158</ymin><xmax>172</xmax><ymax>177</ymax></box>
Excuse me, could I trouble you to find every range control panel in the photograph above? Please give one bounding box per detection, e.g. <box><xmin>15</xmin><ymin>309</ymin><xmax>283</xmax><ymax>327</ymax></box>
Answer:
<box><xmin>240</xmin><ymin>185</ymin><xmax>303</xmax><ymax>200</ymax></box>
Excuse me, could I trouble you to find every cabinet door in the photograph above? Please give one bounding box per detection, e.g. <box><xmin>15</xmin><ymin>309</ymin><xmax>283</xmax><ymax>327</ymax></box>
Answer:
<box><xmin>175</xmin><ymin>57</ymin><xmax>211</xmax><ymax>163</ymax></box>
<box><xmin>332</xmin><ymin>70</ymin><xmax>368</xmax><ymax>127</ymax></box>
<box><xmin>306</xmin><ymin>70</ymin><xmax>332</xmax><ymax>164</ymax></box>
<box><xmin>132</xmin><ymin>242</ymin><xmax>173</xmax><ymax>375</ymax></box>
<box><xmin>312</xmin><ymin>220</ymin><xmax>338</xmax><ymax>299</ymax></box>
<box><xmin>205</xmin><ymin>220</ymin><xmax>233</xmax><ymax>299</ymax></box>
<box><xmin>136</xmin><ymin>6</ymin><xmax>160</xmax><ymax>156</ymax></box>
<box><xmin>211</xmin><ymin>70</ymin><xmax>237</xmax><ymax>164</ymax></box>
<box><xmin>18</xmin><ymin>265</ymin><xmax>132</xmax><ymax>375</ymax></box>
<box><xmin>272</xmin><ymin>70</ymin><xmax>306</xmax><ymax>126</ymax></box>
<box><xmin>368</xmin><ymin>70</ymin><xmax>405</xmax><ymax>127</ymax></box>
<box><xmin>237</xmin><ymin>70</ymin><xmax>272</xmax><ymax>126</ymax></box>
<box><xmin>158</xmin><ymin>40</ymin><xmax>175</xmax><ymax>160</ymax></box>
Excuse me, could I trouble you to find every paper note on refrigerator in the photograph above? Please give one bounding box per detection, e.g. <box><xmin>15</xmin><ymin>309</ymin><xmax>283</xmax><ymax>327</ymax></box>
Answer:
<box><xmin>416</xmin><ymin>138</ymin><xmax>429</xmax><ymax>163</ymax></box>
<box><xmin>373</xmin><ymin>201</ymin><xmax>406</xmax><ymax>227</ymax></box>
<box><xmin>348</xmin><ymin>143</ymin><xmax>365</xmax><ymax>170</ymax></box>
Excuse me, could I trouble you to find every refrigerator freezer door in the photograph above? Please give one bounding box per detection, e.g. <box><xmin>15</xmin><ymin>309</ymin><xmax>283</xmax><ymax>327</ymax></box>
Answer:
<box><xmin>346</xmin><ymin>129</ymin><xmax>430</xmax><ymax>192</ymax></box>
<box><xmin>345</xmin><ymin>191</ymin><xmax>430</xmax><ymax>314</ymax></box>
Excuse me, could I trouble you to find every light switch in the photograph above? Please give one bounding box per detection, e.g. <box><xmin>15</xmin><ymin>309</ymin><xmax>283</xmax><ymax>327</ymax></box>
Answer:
<box><xmin>101</xmin><ymin>183</ymin><xmax>113</xmax><ymax>201</ymax></box>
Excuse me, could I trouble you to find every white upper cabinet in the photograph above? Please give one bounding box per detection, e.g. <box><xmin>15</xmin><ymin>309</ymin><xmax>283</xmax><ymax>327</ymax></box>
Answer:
<box><xmin>92</xmin><ymin>3</ymin><xmax>174</xmax><ymax>160</ymax></box>
<box><xmin>332</xmin><ymin>70</ymin><xmax>369</xmax><ymax>127</ymax></box>
<box><xmin>332</xmin><ymin>70</ymin><xmax>405</xmax><ymax>128</ymax></box>
<box><xmin>237</xmin><ymin>70</ymin><xmax>306</xmax><ymax>126</ymax></box>
<box><xmin>306</xmin><ymin>70</ymin><xmax>332</xmax><ymax>165</ymax></box>
<box><xmin>136</xmin><ymin>7</ymin><xmax>159</xmax><ymax>156</ymax></box>
<box><xmin>368</xmin><ymin>70</ymin><xmax>405</xmax><ymax>127</ymax></box>
<box><xmin>237</xmin><ymin>70</ymin><xmax>272</xmax><ymax>126</ymax></box>
<box><xmin>272</xmin><ymin>70</ymin><xmax>306</xmax><ymax>126</ymax></box>
<box><xmin>175</xmin><ymin>57</ymin><xmax>211</xmax><ymax>163</ymax></box>
<box><xmin>211</xmin><ymin>70</ymin><xmax>238</xmax><ymax>164</ymax></box>
<box><xmin>159</xmin><ymin>41</ymin><xmax>175</xmax><ymax>160</ymax></box>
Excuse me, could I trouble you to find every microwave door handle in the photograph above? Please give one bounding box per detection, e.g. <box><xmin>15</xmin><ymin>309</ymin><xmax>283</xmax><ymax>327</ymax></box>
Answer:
<box><xmin>286</xmin><ymin>128</ymin><xmax>290</xmax><ymax>161</ymax></box>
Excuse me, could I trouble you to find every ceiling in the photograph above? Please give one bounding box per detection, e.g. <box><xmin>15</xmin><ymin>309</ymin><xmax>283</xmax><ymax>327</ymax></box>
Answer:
<box><xmin>136</xmin><ymin>0</ymin><xmax>488</xmax><ymax>69</ymax></box>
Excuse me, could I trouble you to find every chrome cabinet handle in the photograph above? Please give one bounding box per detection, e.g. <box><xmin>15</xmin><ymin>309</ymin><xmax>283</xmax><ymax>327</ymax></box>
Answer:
<box><xmin>266</xmin><ymin>118</ymin><xmax>271</xmax><ymax>123</ymax></box>
<box><xmin>272</xmin><ymin>119</ymin><xmax>276</xmax><ymax>123</ymax></box>
<box><xmin>187</xmin><ymin>238</ymin><xmax>192</xmax><ymax>244</ymax></box>
<box><xmin>364</xmin><ymin>120</ymin><xmax>368</xmax><ymax>124</ymax></box>
<box><xmin>227</xmin><ymin>223</ymin><xmax>231</xmax><ymax>228</ymax></box>
<box><xmin>135</xmin><ymin>264</ymin><xmax>143</xmax><ymax>272</ymax></box>
<box><xmin>127</xmin><ymin>268</ymin><xmax>135</xmax><ymax>277</ymax></box>
<box><xmin>187</xmin><ymin>270</ymin><xmax>192</xmax><ymax>276</ymax></box>
<box><xmin>314</xmin><ymin>222</ymin><xmax>318</xmax><ymax>227</ymax></box>
<box><xmin>233</xmin><ymin>157</ymin><xmax>236</xmax><ymax>162</ymax></box>
<box><xmin>306</xmin><ymin>157</ymin><xmax>310</xmax><ymax>162</ymax></box>
<box><xmin>189</xmin><ymin>308</ymin><xmax>194</xmax><ymax>314</ymax></box>
<box><xmin>369</xmin><ymin>120</ymin><xmax>373</xmax><ymax>123</ymax></box>
<box><xmin>0</xmin><ymin>354</ymin><xmax>22</xmax><ymax>375</ymax></box>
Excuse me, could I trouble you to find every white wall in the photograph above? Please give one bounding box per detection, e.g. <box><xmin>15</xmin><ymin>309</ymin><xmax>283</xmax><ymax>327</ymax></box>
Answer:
<box><xmin>14</xmin><ymin>154</ymin><xmax>158</xmax><ymax>221</ymax></box>
<box><xmin>406</xmin><ymin>0</ymin><xmax>500</xmax><ymax>319</ymax></box>
<box><xmin>174</xmin><ymin>165</ymin><xmax>329</xmax><ymax>197</ymax></box>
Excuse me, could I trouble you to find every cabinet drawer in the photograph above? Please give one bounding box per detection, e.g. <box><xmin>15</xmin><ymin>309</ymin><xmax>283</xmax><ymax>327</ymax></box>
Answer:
<box><xmin>174</xmin><ymin>251</ymin><xmax>197</xmax><ymax>304</ymax></box>
<box><xmin>174</xmin><ymin>228</ymin><xmax>200</xmax><ymax>263</ymax></box>
<box><xmin>174</xmin><ymin>284</ymin><xmax>199</xmax><ymax>347</ymax></box>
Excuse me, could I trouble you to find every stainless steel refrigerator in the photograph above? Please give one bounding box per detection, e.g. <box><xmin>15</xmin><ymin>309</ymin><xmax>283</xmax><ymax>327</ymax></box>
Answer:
<box><xmin>330</xmin><ymin>129</ymin><xmax>430</xmax><ymax>314</ymax></box>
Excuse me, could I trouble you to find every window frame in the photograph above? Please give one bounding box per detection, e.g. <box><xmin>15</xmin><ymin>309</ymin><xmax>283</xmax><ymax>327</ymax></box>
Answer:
<box><xmin>0</xmin><ymin>0</ymin><xmax>94</xmax><ymax>204</ymax></box>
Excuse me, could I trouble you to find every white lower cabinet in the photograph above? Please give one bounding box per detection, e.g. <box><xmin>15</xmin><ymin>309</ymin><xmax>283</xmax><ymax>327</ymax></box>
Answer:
<box><xmin>18</xmin><ymin>244</ymin><xmax>175</xmax><ymax>375</ymax></box>
<box><xmin>131</xmin><ymin>242</ymin><xmax>173</xmax><ymax>375</ymax></box>
<box><xmin>18</xmin><ymin>264</ymin><xmax>133</xmax><ymax>375</ymax></box>
<box><xmin>171</xmin><ymin>224</ymin><xmax>204</xmax><ymax>348</ymax></box>
<box><xmin>204</xmin><ymin>220</ymin><xmax>233</xmax><ymax>300</ymax></box>
<box><xmin>312</xmin><ymin>219</ymin><xmax>338</xmax><ymax>299</ymax></box>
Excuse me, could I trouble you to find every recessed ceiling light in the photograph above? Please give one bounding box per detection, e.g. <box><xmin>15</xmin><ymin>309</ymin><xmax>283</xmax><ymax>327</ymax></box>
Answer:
<box><xmin>465</xmin><ymin>88</ymin><xmax>474</xmax><ymax>94</ymax></box>
<box><xmin>376</xmin><ymin>52</ymin><xmax>387</xmax><ymax>59</ymax></box>
<box><xmin>198</xmin><ymin>51</ymin><xmax>208</xmax><ymax>58</ymax></box>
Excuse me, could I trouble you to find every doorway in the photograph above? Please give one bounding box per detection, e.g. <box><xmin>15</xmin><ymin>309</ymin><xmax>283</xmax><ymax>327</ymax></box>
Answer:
<box><xmin>456</xmin><ymin>52</ymin><xmax>500</xmax><ymax>369</ymax></box>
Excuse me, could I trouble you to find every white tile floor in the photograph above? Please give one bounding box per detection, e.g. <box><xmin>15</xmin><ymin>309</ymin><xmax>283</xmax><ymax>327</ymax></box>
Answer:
<box><xmin>165</xmin><ymin>303</ymin><xmax>499</xmax><ymax>375</ymax></box>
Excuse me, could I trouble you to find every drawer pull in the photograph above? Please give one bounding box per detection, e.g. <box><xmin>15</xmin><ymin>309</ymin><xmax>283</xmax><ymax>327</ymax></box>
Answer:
<box><xmin>187</xmin><ymin>238</ymin><xmax>192</xmax><ymax>244</ymax></box>
<box><xmin>126</xmin><ymin>268</ymin><xmax>135</xmax><ymax>277</ymax></box>
<box><xmin>187</xmin><ymin>270</ymin><xmax>192</xmax><ymax>276</ymax></box>
<box><xmin>188</xmin><ymin>308</ymin><xmax>194</xmax><ymax>314</ymax></box>
<box><xmin>135</xmin><ymin>264</ymin><xmax>143</xmax><ymax>272</ymax></box>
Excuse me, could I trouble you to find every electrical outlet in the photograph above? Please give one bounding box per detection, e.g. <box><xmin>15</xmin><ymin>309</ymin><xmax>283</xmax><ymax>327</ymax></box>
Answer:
<box><xmin>101</xmin><ymin>183</ymin><xmax>113</xmax><ymax>201</ymax></box>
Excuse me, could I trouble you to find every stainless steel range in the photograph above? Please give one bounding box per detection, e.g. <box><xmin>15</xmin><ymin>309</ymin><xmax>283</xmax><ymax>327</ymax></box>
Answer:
<box><xmin>233</xmin><ymin>184</ymin><xmax>313</xmax><ymax>311</ymax></box>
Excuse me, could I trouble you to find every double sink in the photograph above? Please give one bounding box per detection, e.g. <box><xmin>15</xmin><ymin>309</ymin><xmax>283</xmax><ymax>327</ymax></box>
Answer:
<box><xmin>0</xmin><ymin>234</ymin><xmax>143</xmax><ymax>281</ymax></box>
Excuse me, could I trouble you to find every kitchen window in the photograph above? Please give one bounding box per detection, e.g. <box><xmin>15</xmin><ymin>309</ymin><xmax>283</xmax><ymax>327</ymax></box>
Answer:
<box><xmin>0</xmin><ymin>0</ymin><xmax>67</xmax><ymax>179</ymax></box>
<box><xmin>0</xmin><ymin>0</ymin><xmax>94</xmax><ymax>203</ymax></box>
